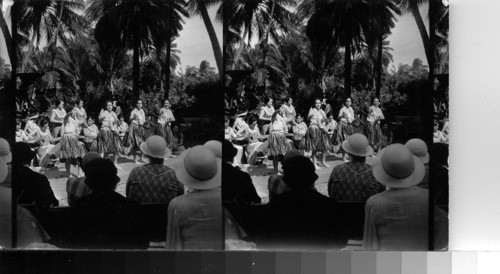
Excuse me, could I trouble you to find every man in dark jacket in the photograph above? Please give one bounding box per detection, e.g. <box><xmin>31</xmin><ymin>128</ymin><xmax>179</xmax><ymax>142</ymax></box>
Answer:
<box><xmin>222</xmin><ymin>140</ymin><xmax>260</xmax><ymax>237</ymax></box>
<box><xmin>62</xmin><ymin>158</ymin><xmax>149</xmax><ymax>249</ymax></box>
<box><xmin>12</xmin><ymin>142</ymin><xmax>58</xmax><ymax>208</ymax></box>
<box><xmin>256</xmin><ymin>156</ymin><xmax>347</xmax><ymax>249</ymax></box>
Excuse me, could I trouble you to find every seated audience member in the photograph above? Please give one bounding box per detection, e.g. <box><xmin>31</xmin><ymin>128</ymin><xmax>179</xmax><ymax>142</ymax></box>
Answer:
<box><xmin>126</xmin><ymin>136</ymin><xmax>184</xmax><ymax>204</ymax></box>
<box><xmin>328</xmin><ymin>134</ymin><xmax>385</xmax><ymax>202</ymax></box>
<box><xmin>256</xmin><ymin>156</ymin><xmax>347</xmax><ymax>249</ymax></box>
<box><xmin>292</xmin><ymin>114</ymin><xmax>307</xmax><ymax>150</ymax></box>
<box><xmin>380</xmin><ymin>122</ymin><xmax>393</xmax><ymax>150</ymax></box>
<box><xmin>117</xmin><ymin>115</ymin><xmax>129</xmax><ymax>141</ymax></box>
<box><xmin>0</xmin><ymin>139</ymin><xmax>51</xmax><ymax>248</ymax></box>
<box><xmin>224</xmin><ymin>116</ymin><xmax>243</xmax><ymax>167</ymax></box>
<box><xmin>24</xmin><ymin>114</ymin><xmax>40</xmax><ymax>140</ymax></box>
<box><xmin>171</xmin><ymin>123</ymin><xmax>185</xmax><ymax>156</ymax></box>
<box><xmin>405</xmin><ymin>138</ymin><xmax>430</xmax><ymax>189</ymax></box>
<box><xmin>232</xmin><ymin>112</ymin><xmax>249</xmax><ymax>137</ymax></box>
<box><xmin>267</xmin><ymin>150</ymin><xmax>303</xmax><ymax>201</ymax></box>
<box><xmin>66</xmin><ymin>152</ymin><xmax>100</xmax><ymax>206</ymax></box>
<box><xmin>166</xmin><ymin>146</ymin><xmax>222</xmax><ymax>250</ymax></box>
<box><xmin>63</xmin><ymin>158</ymin><xmax>148</xmax><ymax>249</ymax></box>
<box><xmin>15</xmin><ymin>119</ymin><xmax>29</xmax><ymax>143</ymax></box>
<box><xmin>36</xmin><ymin>119</ymin><xmax>57</xmax><ymax>168</ymax></box>
<box><xmin>363</xmin><ymin>144</ymin><xmax>448</xmax><ymax>250</ymax></box>
<box><xmin>12</xmin><ymin>142</ymin><xmax>59</xmax><ymax>208</ymax></box>
<box><xmin>83</xmin><ymin>117</ymin><xmax>98</xmax><ymax>151</ymax></box>
<box><xmin>433</xmin><ymin>120</ymin><xmax>447</xmax><ymax>143</ymax></box>
<box><xmin>244</xmin><ymin>116</ymin><xmax>263</xmax><ymax>162</ymax></box>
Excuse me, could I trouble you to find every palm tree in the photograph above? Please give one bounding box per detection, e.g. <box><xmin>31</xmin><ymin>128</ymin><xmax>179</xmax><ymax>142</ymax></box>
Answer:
<box><xmin>0</xmin><ymin>0</ymin><xmax>14</xmax><ymax>64</ymax></box>
<box><xmin>12</xmin><ymin>0</ymin><xmax>85</xmax><ymax>71</ymax></box>
<box><xmin>397</xmin><ymin>0</ymin><xmax>431</xmax><ymax>67</ymax></box>
<box><xmin>186</xmin><ymin>0</ymin><xmax>223</xmax><ymax>77</ymax></box>
<box><xmin>306</xmin><ymin>0</ymin><xmax>373</xmax><ymax>97</ymax></box>
<box><xmin>87</xmin><ymin>0</ymin><xmax>187</xmax><ymax>101</ymax></box>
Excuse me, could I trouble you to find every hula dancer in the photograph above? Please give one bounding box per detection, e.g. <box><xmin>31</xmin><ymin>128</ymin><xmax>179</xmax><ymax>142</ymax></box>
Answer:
<box><xmin>126</xmin><ymin>99</ymin><xmax>147</xmax><ymax>164</ymax></box>
<box><xmin>36</xmin><ymin>119</ymin><xmax>57</xmax><ymax>168</ymax></box>
<box><xmin>260</xmin><ymin>110</ymin><xmax>292</xmax><ymax>174</ymax></box>
<box><xmin>50</xmin><ymin>100</ymin><xmax>66</xmax><ymax>137</ymax></box>
<box><xmin>338</xmin><ymin>97</ymin><xmax>355</xmax><ymax>162</ymax></box>
<box><xmin>282</xmin><ymin>97</ymin><xmax>297</xmax><ymax>129</ymax></box>
<box><xmin>97</xmin><ymin>100</ymin><xmax>122</xmax><ymax>169</ymax></box>
<box><xmin>367</xmin><ymin>98</ymin><xmax>385</xmax><ymax>155</ymax></box>
<box><xmin>59</xmin><ymin>111</ymin><xmax>86</xmax><ymax>177</ymax></box>
<box><xmin>245</xmin><ymin>116</ymin><xmax>264</xmax><ymax>165</ymax></box>
<box><xmin>302</xmin><ymin>98</ymin><xmax>331</xmax><ymax>169</ymax></box>
<box><xmin>259</xmin><ymin>97</ymin><xmax>275</xmax><ymax>135</ymax></box>
<box><xmin>157</xmin><ymin>99</ymin><xmax>175</xmax><ymax>147</ymax></box>
<box><xmin>72</xmin><ymin>99</ymin><xmax>87</xmax><ymax>134</ymax></box>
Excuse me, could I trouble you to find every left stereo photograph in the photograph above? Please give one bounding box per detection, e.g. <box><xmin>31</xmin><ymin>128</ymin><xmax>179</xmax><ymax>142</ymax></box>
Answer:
<box><xmin>0</xmin><ymin>0</ymin><xmax>224</xmax><ymax>250</ymax></box>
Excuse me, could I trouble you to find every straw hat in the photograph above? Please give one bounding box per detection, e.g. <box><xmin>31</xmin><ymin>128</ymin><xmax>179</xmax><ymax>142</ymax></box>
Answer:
<box><xmin>175</xmin><ymin>146</ymin><xmax>220</xmax><ymax>190</ymax></box>
<box><xmin>140</xmin><ymin>135</ymin><xmax>172</xmax><ymax>159</ymax></box>
<box><xmin>405</xmin><ymin>138</ymin><xmax>429</xmax><ymax>164</ymax></box>
<box><xmin>372</xmin><ymin>144</ymin><xmax>425</xmax><ymax>188</ymax></box>
<box><xmin>0</xmin><ymin>138</ymin><xmax>11</xmax><ymax>183</ymax></box>
<box><xmin>204</xmin><ymin>140</ymin><xmax>222</xmax><ymax>159</ymax></box>
<box><xmin>341</xmin><ymin>134</ymin><xmax>374</xmax><ymax>157</ymax></box>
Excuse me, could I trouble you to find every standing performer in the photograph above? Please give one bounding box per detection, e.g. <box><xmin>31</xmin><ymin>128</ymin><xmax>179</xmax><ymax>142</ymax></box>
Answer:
<box><xmin>126</xmin><ymin>99</ymin><xmax>147</xmax><ymax>164</ymax></box>
<box><xmin>282</xmin><ymin>97</ymin><xmax>297</xmax><ymax>129</ymax></box>
<box><xmin>83</xmin><ymin>117</ymin><xmax>99</xmax><ymax>151</ymax></box>
<box><xmin>302</xmin><ymin>98</ymin><xmax>330</xmax><ymax>169</ymax></box>
<box><xmin>50</xmin><ymin>100</ymin><xmax>66</xmax><ymax>137</ymax></box>
<box><xmin>157</xmin><ymin>99</ymin><xmax>175</xmax><ymax>147</ymax></box>
<box><xmin>259</xmin><ymin>110</ymin><xmax>292</xmax><ymax>174</ymax></box>
<box><xmin>97</xmin><ymin>101</ymin><xmax>122</xmax><ymax>169</ymax></box>
<box><xmin>245</xmin><ymin>116</ymin><xmax>264</xmax><ymax>164</ymax></box>
<box><xmin>259</xmin><ymin>97</ymin><xmax>275</xmax><ymax>135</ymax></box>
<box><xmin>59</xmin><ymin>111</ymin><xmax>86</xmax><ymax>177</ymax></box>
<box><xmin>338</xmin><ymin>98</ymin><xmax>355</xmax><ymax>162</ymax></box>
<box><xmin>367</xmin><ymin>98</ymin><xmax>385</xmax><ymax>155</ymax></box>
<box><xmin>72</xmin><ymin>99</ymin><xmax>87</xmax><ymax>134</ymax></box>
<box><xmin>36</xmin><ymin>119</ymin><xmax>57</xmax><ymax>168</ymax></box>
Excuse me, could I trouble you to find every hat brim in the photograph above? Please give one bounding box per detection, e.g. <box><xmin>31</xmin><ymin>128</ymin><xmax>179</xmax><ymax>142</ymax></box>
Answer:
<box><xmin>341</xmin><ymin>140</ymin><xmax>374</xmax><ymax>157</ymax></box>
<box><xmin>140</xmin><ymin>142</ymin><xmax>172</xmax><ymax>159</ymax></box>
<box><xmin>372</xmin><ymin>147</ymin><xmax>425</xmax><ymax>188</ymax></box>
<box><xmin>174</xmin><ymin>148</ymin><xmax>221</xmax><ymax>190</ymax></box>
<box><xmin>418</xmin><ymin>153</ymin><xmax>430</xmax><ymax>164</ymax></box>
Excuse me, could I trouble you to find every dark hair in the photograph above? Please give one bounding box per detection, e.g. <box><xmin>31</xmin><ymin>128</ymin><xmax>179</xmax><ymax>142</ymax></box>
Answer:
<box><xmin>57</xmin><ymin>100</ymin><xmax>64</xmax><ymax>107</ymax></box>
<box><xmin>345</xmin><ymin>97</ymin><xmax>352</xmax><ymax>103</ymax></box>
<box><xmin>224</xmin><ymin>116</ymin><xmax>230</xmax><ymax>123</ymax></box>
<box><xmin>148</xmin><ymin>156</ymin><xmax>164</xmax><ymax>164</ymax></box>
<box><xmin>117</xmin><ymin>114</ymin><xmax>123</xmax><ymax>120</ymax></box>
<box><xmin>311</xmin><ymin>98</ymin><xmax>322</xmax><ymax>108</ymax></box>
<box><xmin>247</xmin><ymin>116</ymin><xmax>257</xmax><ymax>125</ymax></box>
<box><xmin>63</xmin><ymin>113</ymin><xmax>72</xmax><ymax>126</ymax></box>
<box><xmin>296</xmin><ymin>113</ymin><xmax>303</xmax><ymax>120</ymax></box>
<box><xmin>105</xmin><ymin>100</ymin><xmax>113</xmax><ymax>108</ymax></box>
<box><xmin>264</xmin><ymin>97</ymin><xmax>273</xmax><ymax>104</ymax></box>
<box><xmin>84</xmin><ymin>158</ymin><xmax>119</xmax><ymax>191</ymax></box>
<box><xmin>284</xmin><ymin>97</ymin><xmax>292</xmax><ymax>103</ymax></box>
<box><xmin>372</xmin><ymin>97</ymin><xmax>380</xmax><ymax>104</ymax></box>
<box><xmin>16</xmin><ymin>119</ymin><xmax>21</xmax><ymax>126</ymax></box>
<box><xmin>75</xmin><ymin>99</ymin><xmax>82</xmax><ymax>105</ymax></box>
<box><xmin>39</xmin><ymin>118</ymin><xmax>49</xmax><ymax>128</ymax></box>
<box><xmin>87</xmin><ymin>116</ymin><xmax>94</xmax><ymax>122</ymax></box>
<box><xmin>271</xmin><ymin>110</ymin><xmax>280</xmax><ymax>123</ymax></box>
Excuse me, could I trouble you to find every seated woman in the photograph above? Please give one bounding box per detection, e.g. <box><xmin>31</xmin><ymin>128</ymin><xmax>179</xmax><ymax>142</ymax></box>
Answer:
<box><xmin>24</xmin><ymin>114</ymin><xmax>40</xmax><ymax>141</ymax></box>
<box><xmin>36</xmin><ymin>119</ymin><xmax>58</xmax><ymax>168</ymax></box>
<box><xmin>245</xmin><ymin>116</ymin><xmax>264</xmax><ymax>165</ymax></box>
<box><xmin>15</xmin><ymin>119</ymin><xmax>29</xmax><ymax>143</ymax></box>
<box><xmin>83</xmin><ymin>117</ymin><xmax>99</xmax><ymax>151</ymax></box>
<box><xmin>171</xmin><ymin>123</ymin><xmax>185</xmax><ymax>156</ymax></box>
<box><xmin>224</xmin><ymin>116</ymin><xmax>243</xmax><ymax>167</ymax></box>
<box><xmin>292</xmin><ymin>114</ymin><xmax>307</xmax><ymax>150</ymax></box>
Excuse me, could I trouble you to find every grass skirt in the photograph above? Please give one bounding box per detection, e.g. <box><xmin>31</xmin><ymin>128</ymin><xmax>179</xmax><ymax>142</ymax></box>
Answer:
<box><xmin>337</xmin><ymin>121</ymin><xmax>353</xmax><ymax>143</ymax></box>
<box><xmin>157</xmin><ymin>123</ymin><xmax>174</xmax><ymax>147</ymax></box>
<box><xmin>97</xmin><ymin>128</ymin><xmax>122</xmax><ymax>154</ymax></box>
<box><xmin>250</xmin><ymin>133</ymin><xmax>292</xmax><ymax>164</ymax></box>
<box><xmin>59</xmin><ymin>134</ymin><xmax>86</xmax><ymax>160</ymax></box>
<box><xmin>368</xmin><ymin>122</ymin><xmax>382</xmax><ymax>148</ymax></box>
<box><xmin>38</xmin><ymin>144</ymin><xmax>57</xmax><ymax>167</ymax></box>
<box><xmin>301</xmin><ymin>126</ymin><xmax>331</xmax><ymax>152</ymax></box>
<box><xmin>124</xmin><ymin>123</ymin><xmax>147</xmax><ymax>150</ymax></box>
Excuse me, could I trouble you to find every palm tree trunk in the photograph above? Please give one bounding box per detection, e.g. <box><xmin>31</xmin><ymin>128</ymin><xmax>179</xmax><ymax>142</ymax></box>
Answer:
<box><xmin>0</xmin><ymin>8</ymin><xmax>13</xmax><ymax>64</ymax></box>
<box><xmin>410</xmin><ymin>0</ymin><xmax>432</xmax><ymax>66</ymax></box>
<box><xmin>375</xmin><ymin>34</ymin><xmax>383</xmax><ymax>98</ymax></box>
<box><xmin>344</xmin><ymin>21</ymin><xmax>352</xmax><ymax>97</ymax></box>
<box><xmin>261</xmin><ymin>0</ymin><xmax>277</xmax><ymax>68</ymax></box>
<box><xmin>164</xmin><ymin>38</ymin><xmax>172</xmax><ymax>100</ymax></box>
<box><xmin>51</xmin><ymin>0</ymin><xmax>65</xmax><ymax>71</ymax></box>
<box><xmin>198</xmin><ymin>0</ymin><xmax>222</xmax><ymax>77</ymax></box>
<box><xmin>133</xmin><ymin>27</ymin><xmax>140</xmax><ymax>101</ymax></box>
<box><xmin>232</xmin><ymin>27</ymin><xmax>249</xmax><ymax>69</ymax></box>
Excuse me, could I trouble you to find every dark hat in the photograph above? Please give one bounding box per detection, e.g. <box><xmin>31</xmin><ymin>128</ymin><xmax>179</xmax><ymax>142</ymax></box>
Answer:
<box><xmin>12</xmin><ymin>142</ymin><xmax>36</xmax><ymax>165</ymax></box>
<box><xmin>222</xmin><ymin>139</ymin><xmax>237</xmax><ymax>159</ymax></box>
<box><xmin>84</xmin><ymin>158</ymin><xmax>120</xmax><ymax>191</ymax></box>
<box><xmin>283</xmin><ymin>156</ymin><xmax>318</xmax><ymax>188</ymax></box>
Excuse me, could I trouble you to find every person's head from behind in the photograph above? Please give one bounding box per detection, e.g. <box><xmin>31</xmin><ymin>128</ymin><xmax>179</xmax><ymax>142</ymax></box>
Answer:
<box><xmin>84</xmin><ymin>158</ymin><xmax>120</xmax><ymax>191</ymax></box>
<box><xmin>222</xmin><ymin>139</ymin><xmax>237</xmax><ymax>163</ymax></box>
<box><xmin>12</xmin><ymin>142</ymin><xmax>35</xmax><ymax>167</ymax></box>
<box><xmin>283</xmin><ymin>156</ymin><xmax>318</xmax><ymax>189</ymax></box>
<box><xmin>341</xmin><ymin>134</ymin><xmax>373</xmax><ymax>162</ymax></box>
<box><xmin>81</xmin><ymin>152</ymin><xmax>102</xmax><ymax>174</ymax></box>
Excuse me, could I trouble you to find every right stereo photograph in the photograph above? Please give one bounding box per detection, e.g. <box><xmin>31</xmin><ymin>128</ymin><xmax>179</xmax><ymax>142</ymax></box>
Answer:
<box><xmin>223</xmin><ymin>0</ymin><xmax>449</xmax><ymax>251</ymax></box>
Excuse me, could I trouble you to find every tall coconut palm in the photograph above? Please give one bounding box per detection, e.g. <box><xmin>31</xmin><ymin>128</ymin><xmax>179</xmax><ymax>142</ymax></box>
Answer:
<box><xmin>0</xmin><ymin>0</ymin><xmax>13</xmax><ymax>64</ymax></box>
<box><xmin>87</xmin><ymin>0</ymin><xmax>186</xmax><ymax>100</ymax></box>
<box><xmin>306</xmin><ymin>0</ymin><xmax>372</xmax><ymax>97</ymax></box>
<box><xmin>186</xmin><ymin>0</ymin><xmax>223</xmax><ymax>77</ymax></box>
<box><xmin>397</xmin><ymin>0</ymin><xmax>431</xmax><ymax>67</ymax></box>
<box><xmin>228</xmin><ymin>0</ymin><xmax>296</xmax><ymax>70</ymax></box>
<box><xmin>12</xmin><ymin>0</ymin><xmax>85</xmax><ymax>71</ymax></box>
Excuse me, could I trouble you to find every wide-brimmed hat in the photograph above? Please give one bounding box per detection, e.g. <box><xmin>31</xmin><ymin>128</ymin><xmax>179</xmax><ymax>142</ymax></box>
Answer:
<box><xmin>283</xmin><ymin>155</ymin><xmax>318</xmax><ymax>188</ymax></box>
<box><xmin>341</xmin><ymin>134</ymin><xmax>374</xmax><ymax>157</ymax></box>
<box><xmin>140</xmin><ymin>135</ymin><xmax>172</xmax><ymax>159</ymax></box>
<box><xmin>405</xmin><ymin>138</ymin><xmax>429</xmax><ymax>164</ymax></box>
<box><xmin>175</xmin><ymin>146</ymin><xmax>221</xmax><ymax>190</ymax></box>
<box><xmin>12</xmin><ymin>142</ymin><xmax>36</xmax><ymax>165</ymax></box>
<box><xmin>372</xmin><ymin>144</ymin><xmax>425</xmax><ymax>188</ymax></box>
<box><xmin>0</xmin><ymin>138</ymin><xmax>12</xmax><ymax>163</ymax></box>
<box><xmin>222</xmin><ymin>139</ymin><xmax>237</xmax><ymax>159</ymax></box>
<box><xmin>204</xmin><ymin>140</ymin><xmax>222</xmax><ymax>158</ymax></box>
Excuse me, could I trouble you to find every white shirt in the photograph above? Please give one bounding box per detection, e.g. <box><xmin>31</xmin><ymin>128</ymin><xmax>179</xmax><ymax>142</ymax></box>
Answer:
<box><xmin>158</xmin><ymin>108</ymin><xmax>175</xmax><ymax>125</ymax></box>
<box><xmin>339</xmin><ymin>106</ymin><xmax>354</xmax><ymax>124</ymax></box>
<box><xmin>367</xmin><ymin>106</ymin><xmax>384</xmax><ymax>123</ymax></box>
<box><xmin>130</xmin><ymin>108</ymin><xmax>146</xmax><ymax>125</ymax></box>
<box><xmin>308</xmin><ymin>108</ymin><xmax>327</xmax><ymax>126</ymax></box>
